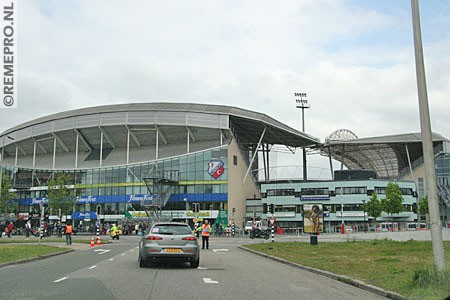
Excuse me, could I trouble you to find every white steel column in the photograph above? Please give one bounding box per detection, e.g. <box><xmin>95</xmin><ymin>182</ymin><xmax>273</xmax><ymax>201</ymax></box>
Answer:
<box><xmin>100</xmin><ymin>130</ymin><xmax>103</xmax><ymax>168</ymax></box>
<box><xmin>187</xmin><ymin>129</ymin><xmax>190</xmax><ymax>153</ymax></box>
<box><xmin>243</xmin><ymin>127</ymin><xmax>266</xmax><ymax>184</ymax></box>
<box><xmin>14</xmin><ymin>144</ymin><xmax>18</xmax><ymax>166</ymax></box>
<box><xmin>32</xmin><ymin>140</ymin><xmax>36</xmax><ymax>168</ymax></box>
<box><xmin>75</xmin><ymin>133</ymin><xmax>79</xmax><ymax>168</ymax></box>
<box><xmin>52</xmin><ymin>137</ymin><xmax>57</xmax><ymax>169</ymax></box>
<box><xmin>156</xmin><ymin>129</ymin><xmax>159</xmax><ymax>160</ymax></box>
<box><xmin>127</xmin><ymin>127</ymin><xmax>130</xmax><ymax>164</ymax></box>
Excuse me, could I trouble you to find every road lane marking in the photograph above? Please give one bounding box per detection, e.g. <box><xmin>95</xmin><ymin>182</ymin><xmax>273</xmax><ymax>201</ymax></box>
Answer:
<box><xmin>198</xmin><ymin>267</ymin><xmax>208</xmax><ymax>270</ymax></box>
<box><xmin>108</xmin><ymin>258</ymin><xmax>114</xmax><ymax>261</ymax></box>
<box><xmin>54</xmin><ymin>277</ymin><xmax>68</xmax><ymax>283</ymax></box>
<box><xmin>94</xmin><ymin>249</ymin><xmax>111</xmax><ymax>255</ymax></box>
<box><xmin>129</xmin><ymin>249</ymin><xmax>134</xmax><ymax>252</ymax></box>
<box><xmin>212</xmin><ymin>249</ymin><xmax>229</xmax><ymax>252</ymax></box>
<box><xmin>121</xmin><ymin>253</ymin><xmax>125</xmax><ymax>256</ymax></box>
<box><xmin>89</xmin><ymin>265</ymin><xmax>97</xmax><ymax>270</ymax></box>
<box><xmin>203</xmin><ymin>278</ymin><xmax>218</xmax><ymax>284</ymax></box>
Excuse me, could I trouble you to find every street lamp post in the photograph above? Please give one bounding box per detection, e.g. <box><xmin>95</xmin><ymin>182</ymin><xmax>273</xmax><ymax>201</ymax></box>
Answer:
<box><xmin>295</xmin><ymin>92</ymin><xmax>310</xmax><ymax>181</ymax></box>
<box><xmin>361</xmin><ymin>200</ymin><xmax>366</xmax><ymax>233</ymax></box>
<box><xmin>411</xmin><ymin>0</ymin><xmax>446</xmax><ymax>271</ymax></box>
<box><xmin>184</xmin><ymin>197</ymin><xmax>188</xmax><ymax>225</ymax></box>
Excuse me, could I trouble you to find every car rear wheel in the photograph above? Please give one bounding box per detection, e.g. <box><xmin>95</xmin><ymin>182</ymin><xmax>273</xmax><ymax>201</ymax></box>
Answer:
<box><xmin>138</xmin><ymin>254</ymin><xmax>146</xmax><ymax>268</ymax></box>
<box><xmin>190</xmin><ymin>257</ymin><xmax>200</xmax><ymax>268</ymax></box>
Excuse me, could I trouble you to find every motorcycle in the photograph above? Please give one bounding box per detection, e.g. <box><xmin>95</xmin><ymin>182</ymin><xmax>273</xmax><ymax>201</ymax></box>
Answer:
<box><xmin>249</xmin><ymin>228</ymin><xmax>270</xmax><ymax>240</ymax></box>
<box><xmin>110</xmin><ymin>228</ymin><xmax>121</xmax><ymax>240</ymax></box>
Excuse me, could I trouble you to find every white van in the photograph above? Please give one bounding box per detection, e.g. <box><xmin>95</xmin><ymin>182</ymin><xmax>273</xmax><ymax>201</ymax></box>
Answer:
<box><xmin>407</xmin><ymin>223</ymin><xmax>427</xmax><ymax>231</ymax></box>
<box><xmin>245</xmin><ymin>220</ymin><xmax>262</xmax><ymax>233</ymax></box>
<box><xmin>380</xmin><ymin>222</ymin><xmax>398</xmax><ymax>232</ymax></box>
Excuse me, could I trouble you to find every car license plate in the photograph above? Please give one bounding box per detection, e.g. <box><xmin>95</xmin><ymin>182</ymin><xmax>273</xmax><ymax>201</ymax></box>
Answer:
<box><xmin>164</xmin><ymin>248</ymin><xmax>182</xmax><ymax>253</ymax></box>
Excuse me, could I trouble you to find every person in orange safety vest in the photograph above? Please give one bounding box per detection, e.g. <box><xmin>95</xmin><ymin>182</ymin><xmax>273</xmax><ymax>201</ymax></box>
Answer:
<box><xmin>201</xmin><ymin>220</ymin><xmax>211</xmax><ymax>250</ymax></box>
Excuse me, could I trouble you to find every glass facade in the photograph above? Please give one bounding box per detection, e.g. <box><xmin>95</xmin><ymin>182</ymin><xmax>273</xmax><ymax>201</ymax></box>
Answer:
<box><xmin>436</xmin><ymin>153</ymin><xmax>450</xmax><ymax>224</ymax></box>
<box><xmin>4</xmin><ymin>146</ymin><xmax>229</xmax><ymax>216</ymax></box>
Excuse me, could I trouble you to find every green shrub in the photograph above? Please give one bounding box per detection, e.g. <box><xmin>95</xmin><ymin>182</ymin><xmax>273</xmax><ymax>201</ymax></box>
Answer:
<box><xmin>412</xmin><ymin>267</ymin><xmax>450</xmax><ymax>295</ymax></box>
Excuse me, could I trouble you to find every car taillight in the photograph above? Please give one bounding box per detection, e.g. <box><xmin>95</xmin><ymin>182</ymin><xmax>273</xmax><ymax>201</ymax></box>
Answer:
<box><xmin>182</xmin><ymin>236</ymin><xmax>196</xmax><ymax>241</ymax></box>
<box><xmin>146</xmin><ymin>236</ymin><xmax>163</xmax><ymax>240</ymax></box>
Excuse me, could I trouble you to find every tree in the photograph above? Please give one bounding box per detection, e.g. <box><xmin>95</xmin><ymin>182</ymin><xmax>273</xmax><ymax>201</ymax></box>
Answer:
<box><xmin>381</xmin><ymin>182</ymin><xmax>404</xmax><ymax>215</ymax></box>
<box><xmin>365</xmin><ymin>192</ymin><xmax>383</xmax><ymax>221</ymax></box>
<box><xmin>47</xmin><ymin>173</ymin><xmax>75</xmax><ymax>217</ymax></box>
<box><xmin>0</xmin><ymin>174</ymin><xmax>16</xmax><ymax>214</ymax></box>
<box><xmin>418</xmin><ymin>196</ymin><xmax>429</xmax><ymax>226</ymax></box>
<box><xmin>418</xmin><ymin>196</ymin><xmax>429</xmax><ymax>215</ymax></box>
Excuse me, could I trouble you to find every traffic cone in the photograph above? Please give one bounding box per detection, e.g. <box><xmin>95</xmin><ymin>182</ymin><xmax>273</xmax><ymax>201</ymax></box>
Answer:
<box><xmin>90</xmin><ymin>237</ymin><xmax>95</xmax><ymax>247</ymax></box>
<box><xmin>97</xmin><ymin>236</ymin><xmax>101</xmax><ymax>246</ymax></box>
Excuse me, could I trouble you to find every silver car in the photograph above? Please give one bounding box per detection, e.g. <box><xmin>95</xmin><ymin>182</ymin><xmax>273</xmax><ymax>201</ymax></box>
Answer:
<box><xmin>138</xmin><ymin>222</ymin><xmax>200</xmax><ymax>268</ymax></box>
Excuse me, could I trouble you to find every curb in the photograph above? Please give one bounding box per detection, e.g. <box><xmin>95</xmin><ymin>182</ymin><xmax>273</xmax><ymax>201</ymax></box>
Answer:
<box><xmin>238</xmin><ymin>245</ymin><xmax>407</xmax><ymax>300</ymax></box>
<box><xmin>0</xmin><ymin>248</ymin><xmax>74</xmax><ymax>268</ymax></box>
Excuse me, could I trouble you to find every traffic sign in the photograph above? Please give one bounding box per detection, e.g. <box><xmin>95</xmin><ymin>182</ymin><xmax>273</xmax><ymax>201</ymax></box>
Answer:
<box><xmin>269</xmin><ymin>218</ymin><xmax>275</xmax><ymax>226</ymax></box>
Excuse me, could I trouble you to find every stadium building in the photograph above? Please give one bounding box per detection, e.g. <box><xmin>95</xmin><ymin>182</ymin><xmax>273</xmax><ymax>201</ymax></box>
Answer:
<box><xmin>1</xmin><ymin>103</ymin><xmax>449</xmax><ymax>232</ymax></box>
<box><xmin>249</xmin><ymin>131</ymin><xmax>450</xmax><ymax>232</ymax></box>
<box><xmin>0</xmin><ymin>103</ymin><xmax>319</xmax><ymax>230</ymax></box>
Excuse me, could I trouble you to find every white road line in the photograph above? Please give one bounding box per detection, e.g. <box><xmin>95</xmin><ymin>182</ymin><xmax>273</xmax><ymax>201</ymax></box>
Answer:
<box><xmin>198</xmin><ymin>267</ymin><xmax>208</xmax><ymax>270</ymax></box>
<box><xmin>203</xmin><ymin>278</ymin><xmax>218</xmax><ymax>284</ymax></box>
<box><xmin>212</xmin><ymin>249</ymin><xmax>229</xmax><ymax>252</ymax></box>
<box><xmin>129</xmin><ymin>249</ymin><xmax>134</xmax><ymax>252</ymax></box>
<box><xmin>54</xmin><ymin>277</ymin><xmax>68</xmax><ymax>283</ymax></box>
<box><xmin>108</xmin><ymin>258</ymin><xmax>114</xmax><ymax>261</ymax></box>
<box><xmin>94</xmin><ymin>249</ymin><xmax>111</xmax><ymax>255</ymax></box>
<box><xmin>121</xmin><ymin>253</ymin><xmax>125</xmax><ymax>256</ymax></box>
<box><xmin>89</xmin><ymin>265</ymin><xmax>97</xmax><ymax>270</ymax></box>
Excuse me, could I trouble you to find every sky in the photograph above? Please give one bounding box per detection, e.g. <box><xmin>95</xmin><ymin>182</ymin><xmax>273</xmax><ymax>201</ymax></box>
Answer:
<box><xmin>1</xmin><ymin>0</ymin><xmax>449</xmax><ymax>179</ymax></box>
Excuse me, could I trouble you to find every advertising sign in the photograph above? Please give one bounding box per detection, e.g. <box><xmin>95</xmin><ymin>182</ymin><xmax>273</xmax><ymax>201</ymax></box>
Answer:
<box><xmin>303</xmin><ymin>204</ymin><xmax>323</xmax><ymax>234</ymax></box>
<box><xmin>72</xmin><ymin>212</ymin><xmax>98</xmax><ymax>220</ymax></box>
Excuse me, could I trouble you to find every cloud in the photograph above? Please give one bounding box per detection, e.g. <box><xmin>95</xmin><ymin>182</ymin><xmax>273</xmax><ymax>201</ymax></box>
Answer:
<box><xmin>1</xmin><ymin>0</ymin><xmax>448</xmax><ymax>176</ymax></box>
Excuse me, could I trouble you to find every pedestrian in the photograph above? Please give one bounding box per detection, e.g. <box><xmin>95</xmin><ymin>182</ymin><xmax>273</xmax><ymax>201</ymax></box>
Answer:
<box><xmin>7</xmin><ymin>222</ymin><xmax>13</xmax><ymax>238</ymax></box>
<box><xmin>65</xmin><ymin>222</ymin><xmax>73</xmax><ymax>245</ymax></box>
<box><xmin>25</xmin><ymin>220</ymin><xmax>31</xmax><ymax>238</ymax></box>
<box><xmin>57</xmin><ymin>221</ymin><xmax>62</xmax><ymax>238</ymax></box>
<box><xmin>201</xmin><ymin>220</ymin><xmax>211</xmax><ymax>250</ymax></box>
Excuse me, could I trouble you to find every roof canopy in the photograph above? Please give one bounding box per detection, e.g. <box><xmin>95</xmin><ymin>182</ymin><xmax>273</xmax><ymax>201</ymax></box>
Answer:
<box><xmin>0</xmin><ymin>103</ymin><xmax>320</xmax><ymax>155</ymax></box>
<box><xmin>316</xmin><ymin>130</ymin><xmax>448</xmax><ymax>179</ymax></box>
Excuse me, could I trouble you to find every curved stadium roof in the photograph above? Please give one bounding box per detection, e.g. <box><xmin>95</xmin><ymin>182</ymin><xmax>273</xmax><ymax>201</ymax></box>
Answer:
<box><xmin>316</xmin><ymin>132</ymin><xmax>449</xmax><ymax>179</ymax></box>
<box><xmin>0</xmin><ymin>102</ymin><xmax>320</xmax><ymax>153</ymax></box>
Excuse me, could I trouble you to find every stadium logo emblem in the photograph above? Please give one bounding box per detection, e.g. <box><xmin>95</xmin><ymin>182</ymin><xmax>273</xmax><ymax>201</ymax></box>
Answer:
<box><xmin>208</xmin><ymin>159</ymin><xmax>224</xmax><ymax>179</ymax></box>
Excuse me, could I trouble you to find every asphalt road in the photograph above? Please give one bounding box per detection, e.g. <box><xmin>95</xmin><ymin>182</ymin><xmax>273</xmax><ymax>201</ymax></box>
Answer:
<box><xmin>0</xmin><ymin>235</ymin><xmax>390</xmax><ymax>300</ymax></box>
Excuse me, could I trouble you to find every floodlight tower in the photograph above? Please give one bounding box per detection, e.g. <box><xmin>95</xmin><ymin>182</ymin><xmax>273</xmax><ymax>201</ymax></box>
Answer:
<box><xmin>295</xmin><ymin>92</ymin><xmax>310</xmax><ymax>181</ymax></box>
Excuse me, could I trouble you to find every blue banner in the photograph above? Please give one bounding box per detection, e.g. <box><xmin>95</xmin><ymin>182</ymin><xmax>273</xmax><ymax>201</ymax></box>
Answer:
<box><xmin>17</xmin><ymin>193</ymin><xmax>228</xmax><ymax>205</ymax></box>
<box><xmin>72</xmin><ymin>212</ymin><xmax>97</xmax><ymax>220</ymax></box>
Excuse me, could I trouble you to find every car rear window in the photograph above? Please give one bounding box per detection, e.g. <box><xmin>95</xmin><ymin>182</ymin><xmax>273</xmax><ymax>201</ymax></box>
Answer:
<box><xmin>151</xmin><ymin>224</ymin><xmax>192</xmax><ymax>235</ymax></box>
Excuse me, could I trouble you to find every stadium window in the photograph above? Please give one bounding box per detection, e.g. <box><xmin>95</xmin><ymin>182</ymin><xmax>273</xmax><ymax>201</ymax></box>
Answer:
<box><xmin>335</xmin><ymin>187</ymin><xmax>366</xmax><ymax>195</ymax></box>
<box><xmin>301</xmin><ymin>188</ymin><xmax>328</xmax><ymax>195</ymax></box>
<box><xmin>374</xmin><ymin>187</ymin><xmax>386</xmax><ymax>195</ymax></box>
<box><xmin>233</xmin><ymin>155</ymin><xmax>238</xmax><ymax>165</ymax></box>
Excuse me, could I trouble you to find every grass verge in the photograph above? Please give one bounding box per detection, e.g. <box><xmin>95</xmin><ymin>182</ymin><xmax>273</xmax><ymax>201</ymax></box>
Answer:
<box><xmin>0</xmin><ymin>237</ymin><xmax>109</xmax><ymax>244</ymax></box>
<box><xmin>244</xmin><ymin>239</ymin><xmax>450</xmax><ymax>300</ymax></box>
<box><xmin>0</xmin><ymin>244</ymin><xmax>68</xmax><ymax>264</ymax></box>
